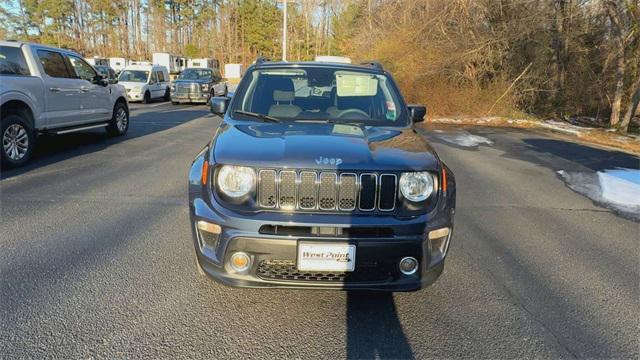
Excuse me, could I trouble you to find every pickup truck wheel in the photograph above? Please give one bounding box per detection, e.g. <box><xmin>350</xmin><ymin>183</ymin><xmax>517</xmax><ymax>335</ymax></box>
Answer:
<box><xmin>1</xmin><ymin>114</ymin><xmax>34</xmax><ymax>167</ymax></box>
<box><xmin>142</xmin><ymin>91</ymin><xmax>151</xmax><ymax>104</ymax></box>
<box><xmin>106</xmin><ymin>102</ymin><xmax>129</xmax><ymax>137</ymax></box>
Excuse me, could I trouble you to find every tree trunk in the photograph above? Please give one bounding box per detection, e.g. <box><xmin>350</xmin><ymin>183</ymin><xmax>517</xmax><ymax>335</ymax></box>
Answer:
<box><xmin>552</xmin><ymin>0</ymin><xmax>569</xmax><ymax>116</ymax></box>
<box><xmin>619</xmin><ymin>74</ymin><xmax>640</xmax><ymax>133</ymax></box>
<box><xmin>605</xmin><ymin>0</ymin><xmax>626</xmax><ymax>127</ymax></box>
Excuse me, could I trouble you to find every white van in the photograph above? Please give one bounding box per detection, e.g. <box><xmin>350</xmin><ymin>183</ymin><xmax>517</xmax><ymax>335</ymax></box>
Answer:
<box><xmin>117</xmin><ymin>65</ymin><xmax>170</xmax><ymax>103</ymax></box>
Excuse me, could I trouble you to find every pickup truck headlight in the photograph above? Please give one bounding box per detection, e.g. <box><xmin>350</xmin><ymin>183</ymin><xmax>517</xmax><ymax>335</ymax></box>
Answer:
<box><xmin>170</xmin><ymin>84</ymin><xmax>175</xmax><ymax>92</ymax></box>
<box><xmin>217</xmin><ymin>165</ymin><xmax>255</xmax><ymax>198</ymax></box>
<box><xmin>399</xmin><ymin>172</ymin><xmax>434</xmax><ymax>202</ymax></box>
<box><xmin>200</xmin><ymin>83</ymin><xmax>210</xmax><ymax>91</ymax></box>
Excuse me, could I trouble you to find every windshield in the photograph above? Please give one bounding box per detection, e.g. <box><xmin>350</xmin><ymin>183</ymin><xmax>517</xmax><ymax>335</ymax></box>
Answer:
<box><xmin>118</xmin><ymin>70</ymin><xmax>149</xmax><ymax>82</ymax></box>
<box><xmin>179</xmin><ymin>68</ymin><xmax>212</xmax><ymax>80</ymax></box>
<box><xmin>230</xmin><ymin>66</ymin><xmax>407</xmax><ymax>125</ymax></box>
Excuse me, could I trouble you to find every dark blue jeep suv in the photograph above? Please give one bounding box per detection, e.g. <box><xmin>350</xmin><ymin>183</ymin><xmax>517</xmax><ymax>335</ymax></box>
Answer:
<box><xmin>188</xmin><ymin>59</ymin><xmax>456</xmax><ymax>291</ymax></box>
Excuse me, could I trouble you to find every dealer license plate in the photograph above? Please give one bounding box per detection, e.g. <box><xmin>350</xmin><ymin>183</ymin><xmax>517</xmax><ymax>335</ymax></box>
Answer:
<box><xmin>297</xmin><ymin>242</ymin><xmax>356</xmax><ymax>272</ymax></box>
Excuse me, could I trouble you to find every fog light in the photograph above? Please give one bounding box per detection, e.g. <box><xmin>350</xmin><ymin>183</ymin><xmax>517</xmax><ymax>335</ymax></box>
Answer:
<box><xmin>399</xmin><ymin>257</ymin><xmax>419</xmax><ymax>275</ymax></box>
<box><xmin>229</xmin><ymin>252</ymin><xmax>251</xmax><ymax>272</ymax></box>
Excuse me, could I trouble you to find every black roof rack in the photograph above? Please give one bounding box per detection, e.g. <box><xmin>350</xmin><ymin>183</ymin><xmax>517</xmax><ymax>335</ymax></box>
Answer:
<box><xmin>359</xmin><ymin>61</ymin><xmax>384</xmax><ymax>70</ymax></box>
<box><xmin>255</xmin><ymin>56</ymin><xmax>271</xmax><ymax>64</ymax></box>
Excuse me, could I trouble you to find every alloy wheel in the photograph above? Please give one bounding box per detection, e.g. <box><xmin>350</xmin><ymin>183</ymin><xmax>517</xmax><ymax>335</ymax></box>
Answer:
<box><xmin>2</xmin><ymin>123</ymin><xmax>29</xmax><ymax>161</ymax></box>
<box><xmin>116</xmin><ymin>107</ymin><xmax>128</xmax><ymax>132</ymax></box>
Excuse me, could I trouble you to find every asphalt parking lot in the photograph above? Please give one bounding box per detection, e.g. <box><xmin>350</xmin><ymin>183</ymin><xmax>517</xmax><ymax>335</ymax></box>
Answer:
<box><xmin>1</xmin><ymin>101</ymin><xmax>638</xmax><ymax>358</ymax></box>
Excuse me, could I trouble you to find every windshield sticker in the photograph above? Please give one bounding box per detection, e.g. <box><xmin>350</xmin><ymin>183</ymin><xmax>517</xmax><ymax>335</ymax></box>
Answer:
<box><xmin>336</xmin><ymin>72</ymin><xmax>378</xmax><ymax>97</ymax></box>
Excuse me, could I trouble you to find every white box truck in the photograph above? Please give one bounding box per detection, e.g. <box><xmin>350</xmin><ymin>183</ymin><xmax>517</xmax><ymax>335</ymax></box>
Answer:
<box><xmin>224</xmin><ymin>63</ymin><xmax>244</xmax><ymax>79</ymax></box>
<box><xmin>86</xmin><ymin>57</ymin><xmax>109</xmax><ymax>66</ymax></box>
<box><xmin>109</xmin><ymin>57</ymin><xmax>127</xmax><ymax>72</ymax></box>
<box><xmin>152</xmin><ymin>53</ymin><xmax>181</xmax><ymax>74</ymax></box>
<box><xmin>187</xmin><ymin>58</ymin><xmax>219</xmax><ymax>69</ymax></box>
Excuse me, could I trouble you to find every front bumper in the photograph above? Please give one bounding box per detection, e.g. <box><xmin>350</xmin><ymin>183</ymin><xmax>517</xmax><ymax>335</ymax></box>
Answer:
<box><xmin>126</xmin><ymin>92</ymin><xmax>143</xmax><ymax>102</ymax></box>
<box><xmin>171</xmin><ymin>92</ymin><xmax>210</xmax><ymax>104</ymax></box>
<box><xmin>190</xmin><ymin>195</ymin><xmax>452</xmax><ymax>291</ymax></box>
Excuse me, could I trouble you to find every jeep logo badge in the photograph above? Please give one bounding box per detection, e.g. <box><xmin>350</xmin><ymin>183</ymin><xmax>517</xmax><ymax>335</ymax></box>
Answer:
<box><xmin>315</xmin><ymin>156</ymin><xmax>343</xmax><ymax>166</ymax></box>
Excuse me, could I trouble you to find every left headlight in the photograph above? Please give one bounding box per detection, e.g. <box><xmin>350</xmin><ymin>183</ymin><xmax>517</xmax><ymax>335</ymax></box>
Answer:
<box><xmin>200</xmin><ymin>83</ymin><xmax>210</xmax><ymax>91</ymax></box>
<box><xmin>399</xmin><ymin>172</ymin><xmax>435</xmax><ymax>202</ymax></box>
<box><xmin>216</xmin><ymin>165</ymin><xmax>255</xmax><ymax>198</ymax></box>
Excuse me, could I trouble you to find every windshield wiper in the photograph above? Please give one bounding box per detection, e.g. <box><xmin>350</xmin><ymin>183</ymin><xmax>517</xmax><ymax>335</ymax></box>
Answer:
<box><xmin>294</xmin><ymin>119</ymin><xmax>365</xmax><ymax>127</ymax></box>
<box><xmin>232</xmin><ymin>110</ymin><xmax>280</xmax><ymax>123</ymax></box>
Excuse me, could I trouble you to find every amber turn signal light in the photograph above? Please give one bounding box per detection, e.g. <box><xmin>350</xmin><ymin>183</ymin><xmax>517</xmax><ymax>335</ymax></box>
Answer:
<box><xmin>201</xmin><ymin>161</ymin><xmax>209</xmax><ymax>185</ymax></box>
<box><xmin>197</xmin><ymin>220</ymin><xmax>221</xmax><ymax>234</ymax></box>
<box><xmin>441</xmin><ymin>168</ymin><xmax>447</xmax><ymax>193</ymax></box>
<box><xmin>428</xmin><ymin>227</ymin><xmax>450</xmax><ymax>240</ymax></box>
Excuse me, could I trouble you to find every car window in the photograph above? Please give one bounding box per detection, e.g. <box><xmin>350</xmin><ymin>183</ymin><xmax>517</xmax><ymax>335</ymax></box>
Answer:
<box><xmin>37</xmin><ymin>50</ymin><xmax>73</xmax><ymax>78</ymax></box>
<box><xmin>150</xmin><ymin>71</ymin><xmax>158</xmax><ymax>83</ymax></box>
<box><xmin>119</xmin><ymin>70</ymin><xmax>149</xmax><ymax>82</ymax></box>
<box><xmin>157</xmin><ymin>71</ymin><xmax>165</xmax><ymax>82</ymax></box>
<box><xmin>232</xmin><ymin>67</ymin><xmax>406</xmax><ymax>125</ymax></box>
<box><xmin>0</xmin><ymin>46</ymin><xmax>31</xmax><ymax>76</ymax></box>
<box><xmin>179</xmin><ymin>69</ymin><xmax>212</xmax><ymax>80</ymax></box>
<box><xmin>67</xmin><ymin>55</ymin><xmax>97</xmax><ymax>81</ymax></box>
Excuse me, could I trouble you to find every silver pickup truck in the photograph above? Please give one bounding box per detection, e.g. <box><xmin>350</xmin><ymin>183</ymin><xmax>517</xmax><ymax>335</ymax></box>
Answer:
<box><xmin>1</xmin><ymin>40</ymin><xmax>129</xmax><ymax>167</ymax></box>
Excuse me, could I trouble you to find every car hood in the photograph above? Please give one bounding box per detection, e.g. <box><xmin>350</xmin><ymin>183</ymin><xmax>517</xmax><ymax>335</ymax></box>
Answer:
<box><xmin>118</xmin><ymin>81</ymin><xmax>145</xmax><ymax>90</ymax></box>
<box><xmin>211</xmin><ymin>122</ymin><xmax>440</xmax><ymax>171</ymax></box>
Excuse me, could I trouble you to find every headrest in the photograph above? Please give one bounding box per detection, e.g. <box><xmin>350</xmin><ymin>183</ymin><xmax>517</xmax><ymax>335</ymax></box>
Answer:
<box><xmin>273</xmin><ymin>90</ymin><xmax>295</xmax><ymax>102</ymax></box>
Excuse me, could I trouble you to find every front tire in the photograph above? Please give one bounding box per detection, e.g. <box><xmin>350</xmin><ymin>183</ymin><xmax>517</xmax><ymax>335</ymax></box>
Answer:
<box><xmin>142</xmin><ymin>91</ymin><xmax>151</xmax><ymax>104</ymax></box>
<box><xmin>1</xmin><ymin>114</ymin><xmax>34</xmax><ymax>168</ymax></box>
<box><xmin>106</xmin><ymin>102</ymin><xmax>129</xmax><ymax>137</ymax></box>
<box><xmin>164</xmin><ymin>87</ymin><xmax>171</xmax><ymax>101</ymax></box>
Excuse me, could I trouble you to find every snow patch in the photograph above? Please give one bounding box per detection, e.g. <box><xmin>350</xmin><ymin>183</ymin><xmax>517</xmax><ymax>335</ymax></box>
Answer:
<box><xmin>432</xmin><ymin>130</ymin><xmax>493</xmax><ymax>147</ymax></box>
<box><xmin>557</xmin><ymin>169</ymin><xmax>640</xmax><ymax>220</ymax></box>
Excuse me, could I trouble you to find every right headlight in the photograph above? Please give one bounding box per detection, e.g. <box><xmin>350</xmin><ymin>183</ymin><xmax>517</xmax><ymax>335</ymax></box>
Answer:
<box><xmin>399</xmin><ymin>172</ymin><xmax>435</xmax><ymax>202</ymax></box>
<box><xmin>216</xmin><ymin>165</ymin><xmax>255</xmax><ymax>198</ymax></box>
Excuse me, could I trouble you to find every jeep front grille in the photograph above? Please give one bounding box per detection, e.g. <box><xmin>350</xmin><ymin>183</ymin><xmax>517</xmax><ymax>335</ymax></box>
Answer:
<box><xmin>257</xmin><ymin>169</ymin><xmax>397</xmax><ymax>212</ymax></box>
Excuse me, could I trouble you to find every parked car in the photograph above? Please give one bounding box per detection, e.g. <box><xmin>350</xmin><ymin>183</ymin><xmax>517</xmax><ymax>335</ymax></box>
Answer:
<box><xmin>170</xmin><ymin>67</ymin><xmax>227</xmax><ymax>104</ymax></box>
<box><xmin>118</xmin><ymin>64</ymin><xmax>170</xmax><ymax>103</ymax></box>
<box><xmin>94</xmin><ymin>65</ymin><xmax>117</xmax><ymax>84</ymax></box>
<box><xmin>0</xmin><ymin>41</ymin><xmax>129</xmax><ymax>167</ymax></box>
<box><xmin>188</xmin><ymin>58</ymin><xmax>456</xmax><ymax>291</ymax></box>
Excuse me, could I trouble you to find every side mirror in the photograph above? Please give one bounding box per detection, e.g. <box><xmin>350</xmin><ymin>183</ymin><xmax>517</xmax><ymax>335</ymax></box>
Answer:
<box><xmin>93</xmin><ymin>74</ymin><xmax>109</xmax><ymax>86</ymax></box>
<box><xmin>210</xmin><ymin>96</ymin><xmax>230</xmax><ymax>116</ymax></box>
<box><xmin>408</xmin><ymin>104</ymin><xmax>427</xmax><ymax>123</ymax></box>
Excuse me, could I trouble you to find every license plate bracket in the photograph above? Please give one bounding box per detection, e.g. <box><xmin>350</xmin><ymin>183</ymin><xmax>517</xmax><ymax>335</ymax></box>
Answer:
<box><xmin>297</xmin><ymin>242</ymin><xmax>356</xmax><ymax>272</ymax></box>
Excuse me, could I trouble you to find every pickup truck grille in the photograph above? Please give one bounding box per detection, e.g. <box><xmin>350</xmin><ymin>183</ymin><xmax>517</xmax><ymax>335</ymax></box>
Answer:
<box><xmin>175</xmin><ymin>83</ymin><xmax>201</xmax><ymax>95</ymax></box>
<box><xmin>257</xmin><ymin>169</ymin><xmax>397</xmax><ymax>212</ymax></box>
